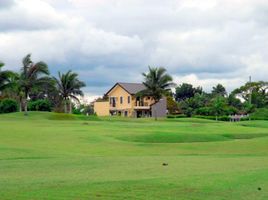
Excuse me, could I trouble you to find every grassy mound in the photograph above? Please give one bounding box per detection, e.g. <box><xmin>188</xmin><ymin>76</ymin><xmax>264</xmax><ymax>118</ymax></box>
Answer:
<box><xmin>0</xmin><ymin>111</ymin><xmax>101</xmax><ymax>121</ymax></box>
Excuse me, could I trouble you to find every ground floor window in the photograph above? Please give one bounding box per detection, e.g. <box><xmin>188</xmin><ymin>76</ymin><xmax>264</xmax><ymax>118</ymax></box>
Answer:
<box><xmin>124</xmin><ymin>111</ymin><xmax>128</xmax><ymax>117</ymax></box>
<box><xmin>135</xmin><ymin>110</ymin><xmax>151</xmax><ymax>118</ymax></box>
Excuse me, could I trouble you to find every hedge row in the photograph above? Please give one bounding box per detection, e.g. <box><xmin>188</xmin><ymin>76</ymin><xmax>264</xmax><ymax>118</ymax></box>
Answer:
<box><xmin>0</xmin><ymin>99</ymin><xmax>52</xmax><ymax>114</ymax></box>
<box><xmin>167</xmin><ymin>114</ymin><xmax>187</xmax><ymax>118</ymax></box>
<box><xmin>167</xmin><ymin>114</ymin><xmax>251</xmax><ymax>121</ymax></box>
<box><xmin>28</xmin><ymin>100</ymin><xmax>52</xmax><ymax>111</ymax></box>
<box><xmin>0</xmin><ymin>99</ymin><xmax>18</xmax><ymax>113</ymax></box>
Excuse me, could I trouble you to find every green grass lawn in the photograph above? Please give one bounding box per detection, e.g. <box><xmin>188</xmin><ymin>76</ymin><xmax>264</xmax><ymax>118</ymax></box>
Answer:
<box><xmin>0</xmin><ymin>112</ymin><xmax>268</xmax><ymax>200</ymax></box>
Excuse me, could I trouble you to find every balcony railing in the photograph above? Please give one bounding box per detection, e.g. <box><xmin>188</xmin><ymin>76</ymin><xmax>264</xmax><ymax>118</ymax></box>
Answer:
<box><xmin>134</xmin><ymin>101</ymin><xmax>150</xmax><ymax>110</ymax></box>
<box><xmin>135</xmin><ymin>101</ymin><xmax>149</xmax><ymax>106</ymax></box>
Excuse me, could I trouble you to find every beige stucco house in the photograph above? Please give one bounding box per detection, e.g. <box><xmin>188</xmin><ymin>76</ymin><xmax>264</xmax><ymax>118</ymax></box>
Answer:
<box><xmin>94</xmin><ymin>82</ymin><xmax>167</xmax><ymax>118</ymax></box>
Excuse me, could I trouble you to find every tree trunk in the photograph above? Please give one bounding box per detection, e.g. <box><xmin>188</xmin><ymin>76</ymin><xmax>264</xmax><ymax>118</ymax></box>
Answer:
<box><xmin>19</xmin><ymin>98</ymin><xmax>22</xmax><ymax>112</ymax></box>
<box><xmin>24</xmin><ymin>99</ymin><xmax>28</xmax><ymax>116</ymax></box>
<box><xmin>24</xmin><ymin>93</ymin><xmax>28</xmax><ymax>116</ymax></box>
<box><xmin>64</xmin><ymin>99</ymin><xmax>67</xmax><ymax>113</ymax></box>
<box><xmin>69</xmin><ymin>99</ymin><xmax>72</xmax><ymax>114</ymax></box>
<box><xmin>19</xmin><ymin>102</ymin><xmax>22</xmax><ymax>112</ymax></box>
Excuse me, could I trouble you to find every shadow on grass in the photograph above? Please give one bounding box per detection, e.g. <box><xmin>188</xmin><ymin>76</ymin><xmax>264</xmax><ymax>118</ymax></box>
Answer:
<box><xmin>116</xmin><ymin>132</ymin><xmax>268</xmax><ymax>143</ymax></box>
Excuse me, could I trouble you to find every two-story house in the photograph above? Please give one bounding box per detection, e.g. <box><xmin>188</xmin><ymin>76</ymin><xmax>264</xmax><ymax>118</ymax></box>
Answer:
<box><xmin>94</xmin><ymin>82</ymin><xmax>167</xmax><ymax>118</ymax></box>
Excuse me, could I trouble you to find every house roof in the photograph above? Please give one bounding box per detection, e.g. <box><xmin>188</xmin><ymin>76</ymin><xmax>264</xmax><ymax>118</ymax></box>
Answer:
<box><xmin>106</xmin><ymin>82</ymin><xmax>146</xmax><ymax>95</ymax></box>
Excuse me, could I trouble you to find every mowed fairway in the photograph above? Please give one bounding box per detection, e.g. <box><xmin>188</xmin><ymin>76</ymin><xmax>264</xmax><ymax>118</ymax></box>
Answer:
<box><xmin>0</xmin><ymin>112</ymin><xmax>268</xmax><ymax>200</ymax></box>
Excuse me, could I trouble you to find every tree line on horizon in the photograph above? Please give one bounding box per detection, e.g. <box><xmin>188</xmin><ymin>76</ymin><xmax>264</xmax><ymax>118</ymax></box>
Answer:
<box><xmin>0</xmin><ymin>54</ymin><xmax>86</xmax><ymax>115</ymax></box>
<box><xmin>163</xmin><ymin>80</ymin><xmax>267</xmax><ymax>120</ymax></box>
<box><xmin>1</xmin><ymin>56</ymin><xmax>267</xmax><ymax>119</ymax></box>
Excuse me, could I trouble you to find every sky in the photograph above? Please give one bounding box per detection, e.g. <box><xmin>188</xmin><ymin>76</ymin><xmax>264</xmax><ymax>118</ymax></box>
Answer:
<box><xmin>0</xmin><ymin>0</ymin><xmax>268</xmax><ymax>101</ymax></box>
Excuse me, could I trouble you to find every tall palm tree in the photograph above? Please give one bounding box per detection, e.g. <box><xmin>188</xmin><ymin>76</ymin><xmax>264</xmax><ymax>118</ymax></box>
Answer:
<box><xmin>19</xmin><ymin>54</ymin><xmax>50</xmax><ymax>115</ymax></box>
<box><xmin>0</xmin><ymin>62</ymin><xmax>14</xmax><ymax>93</ymax></box>
<box><xmin>139</xmin><ymin>66</ymin><xmax>175</xmax><ymax>120</ymax></box>
<box><xmin>53</xmin><ymin>70</ymin><xmax>86</xmax><ymax>113</ymax></box>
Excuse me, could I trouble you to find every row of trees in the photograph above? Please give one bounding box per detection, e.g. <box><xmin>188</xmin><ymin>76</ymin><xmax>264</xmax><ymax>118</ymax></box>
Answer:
<box><xmin>0</xmin><ymin>54</ymin><xmax>86</xmax><ymax>115</ymax></box>
<box><xmin>137</xmin><ymin>67</ymin><xmax>267</xmax><ymax>120</ymax></box>
<box><xmin>167</xmin><ymin>81</ymin><xmax>268</xmax><ymax>118</ymax></box>
<box><xmin>1</xmin><ymin>57</ymin><xmax>267</xmax><ymax>119</ymax></box>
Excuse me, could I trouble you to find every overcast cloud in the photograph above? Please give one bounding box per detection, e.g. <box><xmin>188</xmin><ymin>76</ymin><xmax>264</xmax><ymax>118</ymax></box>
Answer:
<box><xmin>0</xmin><ymin>0</ymin><xmax>268</xmax><ymax>99</ymax></box>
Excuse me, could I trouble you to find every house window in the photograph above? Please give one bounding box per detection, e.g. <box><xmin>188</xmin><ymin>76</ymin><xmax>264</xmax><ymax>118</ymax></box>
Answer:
<box><xmin>120</xmin><ymin>96</ymin><xmax>123</xmax><ymax>104</ymax></box>
<box><xmin>124</xmin><ymin>111</ymin><xmax>128</xmax><ymax>117</ymax></box>
<box><xmin>110</xmin><ymin>97</ymin><xmax>116</xmax><ymax>107</ymax></box>
<box><xmin>147</xmin><ymin>97</ymin><xmax>150</xmax><ymax>100</ymax></box>
<box><xmin>128</xmin><ymin>96</ymin><xmax>130</xmax><ymax>104</ymax></box>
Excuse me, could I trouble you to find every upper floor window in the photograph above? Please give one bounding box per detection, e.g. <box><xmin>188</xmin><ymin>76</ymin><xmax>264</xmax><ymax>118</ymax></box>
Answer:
<box><xmin>128</xmin><ymin>96</ymin><xmax>131</xmax><ymax>104</ymax></box>
<box><xmin>110</xmin><ymin>97</ymin><xmax>116</xmax><ymax>107</ymax></box>
<box><xmin>120</xmin><ymin>96</ymin><xmax>123</xmax><ymax>104</ymax></box>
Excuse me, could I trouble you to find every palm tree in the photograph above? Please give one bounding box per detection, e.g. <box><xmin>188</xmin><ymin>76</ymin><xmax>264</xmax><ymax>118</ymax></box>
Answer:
<box><xmin>53</xmin><ymin>70</ymin><xmax>86</xmax><ymax>113</ymax></box>
<box><xmin>19</xmin><ymin>54</ymin><xmax>50</xmax><ymax>115</ymax></box>
<box><xmin>0</xmin><ymin>62</ymin><xmax>14</xmax><ymax>93</ymax></box>
<box><xmin>139</xmin><ymin>66</ymin><xmax>175</xmax><ymax>120</ymax></box>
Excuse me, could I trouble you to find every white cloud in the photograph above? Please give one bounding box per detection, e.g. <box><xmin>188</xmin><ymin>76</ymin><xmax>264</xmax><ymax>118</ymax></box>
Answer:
<box><xmin>174</xmin><ymin>74</ymin><xmax>245</xmax><ymax>93</ymax></box>
<box><xmin>0</xmin><ymin>0</ymin><xmax>68</xmax><ymax>31</ymax></box>
<box><xmin>0</xmin><ymin>0</ymin><xmax>268</xmax><ymax>96</ymax></box>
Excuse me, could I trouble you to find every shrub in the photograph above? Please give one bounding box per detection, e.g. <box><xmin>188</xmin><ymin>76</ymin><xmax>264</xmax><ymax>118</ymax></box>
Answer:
<box><xmin>195</xmin><ymin>107</ymin><xmax>214</xmax><ymax>116</ymax></box>
<box><xmin>224</xmin><ymin>106</ymin><xmax>238</xmax><ymax>115</ymax></box>
<box><xmin>72</xmin><ymin>107</ymin><xmax>82</xmax><ymax>115</ymax></box>
<box><xmin>72</xmin><ymin>104</ymin><xmax>95</xmax><ymax>115</ymax></box>
<box><xmin>0</xmin><ymin>99</ymin><xmax>18</xmax><ymax>113</ymax></box>
<box><xmin>196</xmin><ymin>106</ymin><xmax>238</xmax><ymax>116</ymax></box>
<box><xmin>194</xmin><ymin>115</ymin><xmax>231</xmax><ymax>121</ymax></box>
<box><xmin>167</xmin><ymin>115</ymin><xmax>176</xmax><ymax>118</ymax></box>
<box><xmin>250</xmin><ymin>108</ymin><xmax>268</xmax><ymax>120</ymax></box>
<box><xmin>28</xmin><ymin>100</ymin><xmax>52</xmax><ymax>111</ymax></box>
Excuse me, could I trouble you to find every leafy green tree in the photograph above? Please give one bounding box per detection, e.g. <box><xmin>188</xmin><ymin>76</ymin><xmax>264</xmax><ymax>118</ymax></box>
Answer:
<box><xmin>175</xmin><ymin>83</ymin><xmax>202</xmax><ymax>101</ymax></box>
<box><xmin>19</xmin><ymin>54</ymin><xmax>50</xmax><ymax>115</ymax></box>
<box><xmin>0</xmin><ymin>62</ymin><xmax>14</xmax><ymax>93</ymax></box>
<box><xmin>139</xmin><ymin>66</ymin><xmax>175</xmax><ymax>120</ymax></box>
<box><xmin>195</xmin><ymin>106</ymin><xmax>214</xmax><ymax>116</ymax></box>
<box><xmin>2</xmin><ymin>72</ymin><xmax>24</xmax><ymax>112</ymax></box>
<box><xmin>191</xmin><ymin>93</ymin><xmax>211</xmax><ymax>108</ymax></box>
<box><xmin>179</xmin><ymin>98</ymin><xmax>195</xmax><ymax>117</ymax></box>
<box><xmin>53</xmin><ymin>70</ymin><xmax>86</xmax><ymax>113</ymax></box>
<box><xmin>227</xmin><ymin>93</ymin><xmax>242</xmax><ymax>110</ymax></box>
<box><xmin>211</xmin><ymin>95</ymin><xmax>227</xmax><ymax>121</ymax></box>
<box><xmin>167</xmin><ymin>96</ymin><xmax>179</xmax><ymax>114</ymax></box>
<box><xmin>211</xmin><ymin>84</ymin><xmax>227</xmax><ymax>97</ymax></box>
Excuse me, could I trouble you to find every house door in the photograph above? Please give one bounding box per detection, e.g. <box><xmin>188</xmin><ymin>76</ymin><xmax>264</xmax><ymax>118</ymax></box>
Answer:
<box><xmin>136</xmin><ymin>110</ymin><xmax>142</xmax><ymax>118</ymax></box>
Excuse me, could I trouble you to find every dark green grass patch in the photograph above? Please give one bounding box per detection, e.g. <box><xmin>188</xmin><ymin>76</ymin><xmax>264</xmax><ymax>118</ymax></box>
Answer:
<box><xmin>222</xmin><ymin>133</ymin><xmax>268</xmax><ymax>140</ymax></box>
<box><xmin>117</xmin><ymin>132</ymin><xmax>268</xmax><ymax>143</ymax></box>
<box><xmin>117</xmin><ymin>132</ymin><xmax>229</xmax><ymax>143</ymax></box>
<box><xmin>48</xmin><ymin>113</ymin><xmax>100</xmax><ymax>121</ymax></box>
